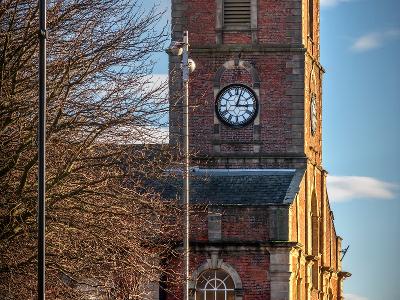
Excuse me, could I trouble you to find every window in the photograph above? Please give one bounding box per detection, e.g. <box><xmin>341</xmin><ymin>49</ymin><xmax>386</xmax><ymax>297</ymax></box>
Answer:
<box><xmin>195</xmin><ymin>269</ymin><xmax>235</xmax><ymax>300</ymax></box>
<box><xmin>308</xmin><ymin>0</ymin><xmax>314</xmax><ymax>39</ymax></box>
<box><xmin>223</xmin><ymin>0</ymin><xmax>251</xmax><ymax>28</ymax></box>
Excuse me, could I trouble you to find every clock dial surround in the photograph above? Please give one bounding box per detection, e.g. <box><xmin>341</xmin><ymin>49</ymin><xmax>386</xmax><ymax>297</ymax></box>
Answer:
<box><xmin>215</xmin><ymin>84</ymin><xmax>258</xmax><ymax>128</ymax></box>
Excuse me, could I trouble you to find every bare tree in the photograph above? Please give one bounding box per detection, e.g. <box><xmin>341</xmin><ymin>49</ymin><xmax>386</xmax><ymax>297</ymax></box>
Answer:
<box><xmin>0</xmin><ymin>0</ymin><xmax>181</xmax><ymax>298</ymax></box>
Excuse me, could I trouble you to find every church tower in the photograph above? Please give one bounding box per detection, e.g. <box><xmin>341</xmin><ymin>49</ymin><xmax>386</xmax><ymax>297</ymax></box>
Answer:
<box><xmin>166</xmin><ymin>0</ymin><xmax>351</xmax><ymax>299</ymax></box>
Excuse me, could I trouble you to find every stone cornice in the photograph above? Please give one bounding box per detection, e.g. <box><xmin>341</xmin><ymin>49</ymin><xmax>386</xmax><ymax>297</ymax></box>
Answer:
<box><xmin>321</xmin><ymin>266</ymin><xmax>334</xmax><ymax>274</ymax></box>
<box><xmin>338</xmin><ymin>271</ymin><xmax>352</xmax><ymax>279</ymax></box>
<box><xmin>188</xmin><ymin>240</ymin><xmax>302</xmax><ymax>252</ymax></box>
<box><xmin>306</xmin><ymin>254</ymin><xmax>320</xmax><ymax>262</ymax></box>
<box><xmin>307</xmin><ymin>157</ymin><xmax>326</xmax><ymax>172</ymax></box>
<box><xmin>195</xmin><ymin>152</ymin><xmax>307</xmax><ymax>159</ymax></box>
<box><xmin>305</xmin><ymin>51</ymin><xmax>326</xmax><ymax>73</ymax></box>
<box><xmin>211</xmin><ymin>139</ymin><xmax>263</xmax><ymax>145</ymax></box>
<box><xmin>190</xmin><ymin>44</ymin><xmax>306</xmax><ymax>54</ymax></box>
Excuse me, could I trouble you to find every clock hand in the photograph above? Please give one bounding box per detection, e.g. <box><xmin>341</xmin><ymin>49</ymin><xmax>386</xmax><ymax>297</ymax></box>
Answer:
<box><xmin>236</xmin><ymin>90</ymin><xmax>243</xmax><ymax>106</ymax></box>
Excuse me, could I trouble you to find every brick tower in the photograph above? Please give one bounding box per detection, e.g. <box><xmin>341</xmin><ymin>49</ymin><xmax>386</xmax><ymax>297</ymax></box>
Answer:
<box><xmin>165</xmin><ymin>0</ymin><xmax>351</xmax><ymax>299</ymax></box>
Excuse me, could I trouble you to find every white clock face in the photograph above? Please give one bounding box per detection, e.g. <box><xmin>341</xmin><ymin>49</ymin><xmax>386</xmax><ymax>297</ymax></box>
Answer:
<box><xmin>215</xmin><ymin>84</ymin><xmax>258</xmax><ymax>127</ymax></box>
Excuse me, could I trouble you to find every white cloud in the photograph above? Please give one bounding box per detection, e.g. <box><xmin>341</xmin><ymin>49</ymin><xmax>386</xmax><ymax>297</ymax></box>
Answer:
<box><xmin>344</xmin><ymin>293</ymin><xmax>368</xmax><ymax>300</ymax></box>
<box><xmin>327</xmin><ymin>175</ymin><xmax>399</xmax><ymax>203</ymax></box>
<box><xmin>97</xmin><ymin>74</ymin><xmax>170</xmax><ymax>145</ymax></box>
<box><xmin>321</xmin><ymin>0</ymin><xmax>352</xmax><ymax>8</ymax></box>
<box><xmin>145</xmin><ymin>74</ymin><xmax>168</xmax><ymax>88</ymax></box>
<box><xmin>351</xmin><ymin>29</ymin><xmax>400</xmax><ymax>52</ymax></box>
<box><xmin>351</xmin><ymin>33</ymin><xmax>381</xmax><ymax>51</ymax></box>
<box><xmin>140</xmin><ymin>73</ymin><xmax>169</xmax><ymax>99</ymax></box>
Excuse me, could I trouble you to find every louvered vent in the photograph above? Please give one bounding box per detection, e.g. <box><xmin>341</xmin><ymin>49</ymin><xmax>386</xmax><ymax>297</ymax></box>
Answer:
<box><xmin>223</xmin><ymin>0</ymin><xmax>251</xmax><ymax>27</ymax></box>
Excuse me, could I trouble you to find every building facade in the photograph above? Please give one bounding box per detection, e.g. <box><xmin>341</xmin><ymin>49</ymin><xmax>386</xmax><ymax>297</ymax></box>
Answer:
<box><xmin>165</xmin><ymin>0</ymin><xmax>350</xmax><ymax>299</ymax></box>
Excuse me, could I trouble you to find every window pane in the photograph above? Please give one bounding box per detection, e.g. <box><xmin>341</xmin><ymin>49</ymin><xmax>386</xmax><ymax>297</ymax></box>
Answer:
<box><xmin>216</xmin><ymin>291</ymin><xmax>225</xmax><ymax>300</ymax></box>
<box><xmin>224</xmin><ymin>276</ymin><xmax>235</xmax><ymax>289</ymax></box>
<box><xmin>227</xmin><ymin>291</ymin><xmax>235</xmax><ymax>300</ymax></box>
<box><xmin>197</xmin><ymin>270</ymin><xmax>215</xmax><ymax>289</ymax></box>
<box><xmin>205</xmin><ymin>290</ymin><xmax>214</xmax><ymax>300</ymax></box>
<box><xmin>195</xmin><ymin>291</ymin><xmax>202</xmax><ymax>300</ymax></box>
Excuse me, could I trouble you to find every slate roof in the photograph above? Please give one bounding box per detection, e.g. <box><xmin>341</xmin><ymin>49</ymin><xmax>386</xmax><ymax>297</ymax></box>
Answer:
<box><xmin>152</xmin><ymin>168</ymin><xmax>304</xmax><ymax>205</ymax></box>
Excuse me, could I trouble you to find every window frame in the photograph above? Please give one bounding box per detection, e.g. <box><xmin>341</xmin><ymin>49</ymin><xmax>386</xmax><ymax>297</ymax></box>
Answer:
<box><xmin>308</xmin><ymin>0</ymin><xmax>314</xmax><ymax>40</ymax></box>
<box><xmin>190</xmin><ymin>259</ymin><xmax>243</xmax><ymax>300</ymax></box>
<box><xmin>195</xmin><ymin>269</ymin><xmax>235</xmax><ymax>300</ymax></box>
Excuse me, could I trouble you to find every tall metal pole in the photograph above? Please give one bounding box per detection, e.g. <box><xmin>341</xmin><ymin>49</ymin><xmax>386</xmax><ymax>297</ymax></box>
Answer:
<box><xmin>38</xmin><ymin>0</ymin><xmax>47</xmax><ymax>299</ymax></box>
<box><xmin>182</xmin><ymin>30</ymin><xmax>190</xmax><ymax>300</ymax></box>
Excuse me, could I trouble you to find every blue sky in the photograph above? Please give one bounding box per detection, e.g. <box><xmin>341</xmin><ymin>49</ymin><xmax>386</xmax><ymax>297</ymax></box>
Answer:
<box><xmin>149</xmin><ymin>1</ymin><xmax>400</xmax><ymax>299</ymax></box>
<box><xmin>320</xmin><ymin>1</ymin><xmax>400</xmax><ymax>300</ymax></box>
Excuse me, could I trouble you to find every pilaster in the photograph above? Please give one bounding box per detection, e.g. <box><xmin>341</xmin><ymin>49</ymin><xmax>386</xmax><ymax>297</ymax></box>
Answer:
<box><xmin>268</xmin><ymin>245</ymin><xmax>298</xmax><ymax>300</ymax></box>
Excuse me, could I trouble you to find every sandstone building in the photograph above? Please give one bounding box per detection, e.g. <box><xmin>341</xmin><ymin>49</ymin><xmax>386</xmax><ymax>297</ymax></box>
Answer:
<box><xmin>164</xmin><ymin>0</ymin><xmax>351</xmax><ymax>299</ymax></box>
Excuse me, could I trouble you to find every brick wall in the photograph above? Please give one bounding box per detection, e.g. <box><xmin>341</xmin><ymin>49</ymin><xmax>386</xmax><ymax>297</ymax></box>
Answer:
<box><xmin>167</xmin><ymin>0</ymin><xmax>347</xmax><ymax>299</ymax></box>
<box><xmin>170</xmin><ymin>1</ymin><xmax>320</xmax><ymax>166</ymax></box>
<box><xmin>183</xmin><ymin>51</ymin><xmax>305</xmax><ymax>161</ymax></box>
<box><xmin>165</xmin><ymin>250</ymin><xmax>271</xmax><ymax>300</ymax></box>
<box><xmin>188</xmin><ymin>205</ymin><xmax>283</xmax><ymax>244</ymax></box>
<box><xmin>172</xmin><ymin>0</ymin><xmax>303</xmax><ymax>47</ymax></box>
<box><xmin>170</xmin><ymin>0</ymin><xmax>307</xmax><ymax>169</ymax></box>
<box><xmin>258</xmin><ymin>0</ymin><xmax>302</xmax><ymax>44</ymax></box>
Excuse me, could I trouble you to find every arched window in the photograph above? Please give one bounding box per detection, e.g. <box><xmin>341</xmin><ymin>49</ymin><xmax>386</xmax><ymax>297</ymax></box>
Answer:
<box><xmin>308</xmin><ymin>0</ymin><xmax>314</xmax><ymax>39</ymax></box>
<box><xmin>195</xmin><ymin>269</ymin><xmax>235</xmax><ymax>300</ymax></box>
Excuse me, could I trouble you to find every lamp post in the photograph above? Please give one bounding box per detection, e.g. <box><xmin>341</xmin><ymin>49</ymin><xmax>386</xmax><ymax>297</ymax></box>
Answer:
<box><xmin>38</xmin><ymin>0</ymin><xmax>47</xmax><ymax>299</ymax></box>
<box><xmin>168</xmin><ymin>30</ymin><xmax>195</xmax><ymax>300</ymax></box>
<box><xmin>181</xmin><ymin>30</ymin><xmax>190</xmax><ymax>300</ymax></box>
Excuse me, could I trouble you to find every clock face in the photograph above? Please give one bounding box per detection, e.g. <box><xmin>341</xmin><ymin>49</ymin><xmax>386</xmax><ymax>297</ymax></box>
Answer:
<box><xmin>215</xmin><ymin>84</ymin><xmax>258</xmax><ymax>127</ymax></box>
<box><xmin>311</xmin><ymin>93</ymin><xmax>317</xmax><ymax>135</ymax></box>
